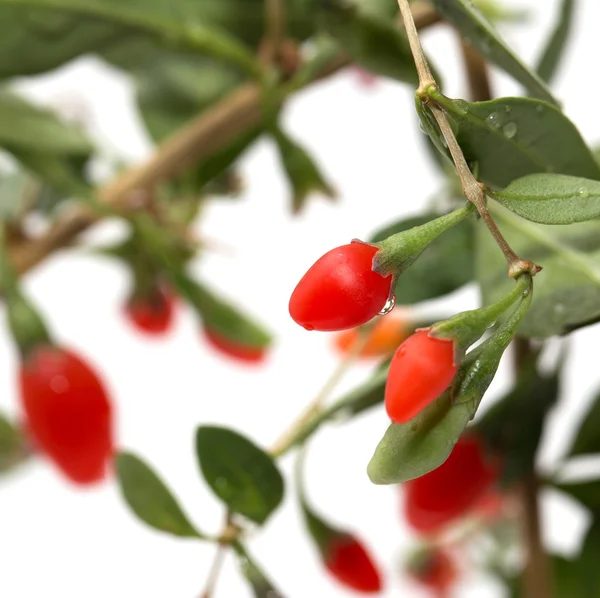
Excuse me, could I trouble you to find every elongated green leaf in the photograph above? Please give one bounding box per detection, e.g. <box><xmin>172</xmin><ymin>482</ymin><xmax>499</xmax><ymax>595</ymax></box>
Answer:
<box><xmin>477</xmin><ymin>205</ymin><xmax>600</xmax><ymax>337</ymax></box>
<box><xmin>535</xmin><ymin>0</ymin><xmax>576</xmax><ymax>83</ymax></box>
<box><xmin>234</xmin><ymin>543</ymin><xmax>284</xmax><ymax>598</ymax></box>
<box><xmin>491</xmin><ymin>174</ymin><xmax>600</xmax><ymax>225</ymax></box>
<box><xmin>429</xmin><ymin>0</ymin><xmax>557</xmax><ymax>104</ymax></box>
<box><xmin>0</xmin><ymin>411</ymin><xmax>30</xmax><ymax>474</ymax></box>
<box><xmin>555</xmin><ymin>480</ymin><xmax>600</xmax><ymax>511</ymax></box>
<box><xmin>369</xmin><ymin>212</ymin><xmax>474</xmax><ymax>303</ymax></box>
<box><xmin>430</xmin><ymin>93</ymin><xmax>600</xmax><ymax>189</ymax></box>
<box><xmin>367</xmin><ymin>392</ymin><xmax>475</xmax><ymax>485</ymax></box>
<box><xmin>322</xmin><ymin>3</ymin><xmax>418</xmax><ymax>84</ymax></box>
<box><xmin>116</xmin><ymin>452</ymin><xmax>202</xmax><ymax>538</ymax></box>
<box><xmin>196</xmin><ymin>426</ymin><xmax>284</xmax><ymax>524</ymax></box>
<box><xmin>567</xmin><ymin>388</ymin><xmax>600</xmax><ymax>457</ymax></box>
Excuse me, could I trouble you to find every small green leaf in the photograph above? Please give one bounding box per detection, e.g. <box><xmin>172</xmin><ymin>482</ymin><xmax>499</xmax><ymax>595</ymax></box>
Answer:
<box><xmin>429</xmin><ymin>0</ymin><xmax>557</xmax><ymax>104</ymax></box>
<box><xmin>321</xmin><ymin>3</ymin><xmax>418</xmax><ymax>84</ymax></box>
<box><xmin>0</xmin><ymin>411</ymin><xmax>30</xmax><ymax>474</ymax></box>
<box><xmin>491</xmin><ymin>174</ymin><xmax>600</xmax><ymax>225</ymax></box>
<box><xmin>566</xmin><ymin>388</ymin><xmax>600</xmax><ymax>457</ymax></box>
<box><xmin>428</xmin><ymin>92</ymin><xmax>600</xmax><ymax>189</ymax></box>
<box><xmin>477</xmin><ymin>205</ymin><xmax>600</xmax><ymax>338</ymax></box>
<box><xmin>195</xmin><ymin>426</ymin><xmax>284</xmax><ymax>524</ymax></box>
<box><xmin>367</xmin><ymin>392</ymin><xmax>475</xmax><ymax>485</ymax></box>
<box><xmin>369</xmin><ymin>211</ymin><xmax>474</xmax><ymax>303</ymax></box>
<box><xmin>535</xmin><ymin>0</ymin><xmax>576</xmax><ymax>84</ymax></box>
<box><xmin>115</xmin><ymin>452</ymin><xmax>202</xmax><ymax>538</ymax></box>
<box><xmin>555</xmin><ymin>480</ymin><xmax>600</xmax><ymax>511</ymax></box>
<box><xmin>234</xmin><ymin>542</ymin><xmax>284</xmax><ymax>598</ymax></box>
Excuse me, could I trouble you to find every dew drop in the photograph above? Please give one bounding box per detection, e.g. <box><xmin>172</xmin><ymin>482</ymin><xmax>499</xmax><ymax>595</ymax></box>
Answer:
<box><xmin>398</xmin><ymin>346</ymin><xmax>407</xmax><ymax>357</ymax></box>
<box><xmin>215</xmin><ymin>477</ymin><xmax>228</xmax><ymax>490</ymax></box>
<box><xmin>379</xmin><ymin>295</ymin><xmax>396</xmax><ymax>316</ymax></box>
<box><xmin>486</xmin><ymin>112</ymin><xmax>501</xmax><ymax>129</ymax></box>
<box><xmin>502</xmin><ymin>122</ymin><xmax>518</xmax><ymax>139</ymax></box>
<box><xmin>554</xmin><ymin>303</ymin><xmax>566</xmax><ymax>315</ymax></box>
<box><xmin>578</xmin><ymin>187</ymin><xmax>589</xmax><ymax>198</ymax></box>
<box><xmin>50</xmin><ymin>375</ymin><xmax>69</xmax><ymax>394</ymax></box>
<box><xmin>303</xmin><ymin>324</ymin><xmax>315</xmax><ymax>331</ymax></box>
<box><xmin>536</xmin><ymin>104</ymin><xmax>544</xmax><ymax>113</ymax></box>
<box><xmin>331</xmin><ymin>408</ymin><xmax>352</xmax><ymax>423</ymax></box>
<box><xmin>503</xmin><ymin>105</ymin><xmax>512</xmax><ymax>114</ymax></box>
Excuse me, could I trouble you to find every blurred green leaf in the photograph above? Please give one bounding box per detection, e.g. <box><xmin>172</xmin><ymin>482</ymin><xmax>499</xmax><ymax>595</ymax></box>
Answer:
<box><xmin>234</xmin><ymin>542</ymin><xmax>284</xmax><ymax>598</ymax></box>
<box><xmin>535</xmin><ymin>0</ymin><xmax>576</xmax><ymax>84</ymax></box>
<box><xmin>367</xmin><ymin>391</ymin><xmax>475</xmax><ymax>485</ymax></box>
<box><xmin>196</xmin><ymin>426</ymin><xmax>284</xmax><ymax>524</ymax></box>
<box><xmin>567</xmin><ymin>388</ymin><xmax>600</xmax><ymax>457</ymax></box>
<box><xmin>369</xmin><ymin>212</ymin><xmax>474</xmax><ymax>304</ymax></box>
<box><xmin>477</xmin><ymin>204</ymin><xmax>600</xmax><ymax>338</ymax></box>
<box><xmin>116</xmin><ymin>452</ymin><xmax>203</xmax><ymax>538</ymax></box>
<box><xmin>491</xmin><ymin>174</ymin><xmax>600</xmax><ymax>225</ymax></box>
<box><xmin>429</xmin><ymin>92</ymin><xmax>600</xmax><ymax>189</ymax></box>
<box><xmin>429</xmin><ymin>0</ymin><xmax>557</xmax><ymax>104</ymax></box>
<box><xmin>576</xmin><ymin>517</ymin><xmax>600</xmax><ymax>596</ymax></box>
<box><xmin>0</xmin><ymin>411</ymin><xmax>30</xmax><ymax>474</ymax></box>
<box><xmin>0</xmin><ymin>170</ymin><xmax>30</xmax><ymax>220</ymax></box>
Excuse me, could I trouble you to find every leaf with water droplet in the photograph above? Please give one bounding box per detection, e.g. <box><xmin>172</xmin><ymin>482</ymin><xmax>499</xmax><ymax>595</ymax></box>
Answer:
<box><xmin>195</xmin><ymin>426</ymin><xmax>284</xmax><ymax>524</ymax></box>
<box><xmin>429</xmin><ymin>0</ymin><xmax>557</xmax><ymax>104</ymax></box>
<box><xmin>428</xmin><ymin>92</ymin><xmax>600</xmax><ymax>189</ymax></box>
<box><xmin>116</xmin><ymin>452</ymin><xmax>204</xmax><ymax>538</ymax></box>
<box><xmin>491</xmin><ymin>173</ymin><xmax>600</xmax><ymax>224</ymax></box>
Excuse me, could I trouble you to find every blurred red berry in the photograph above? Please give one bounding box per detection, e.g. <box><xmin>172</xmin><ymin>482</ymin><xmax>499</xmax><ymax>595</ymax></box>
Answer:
<box><xmin>353</xmin><ymin>67</ymin><xmax>379</xmax><ymax>89</ymax></box>
<box><xmin>324</xmin><ymin>534</ymin><xmax>383</xmax><ymax>593</ymax></box>
<box><xmin>19</xmin><ymin>346</ymin><xmax>114</xmax><ymax>485</ymax></box>
<box><xmin>289</xmin><ymin>242</ymin><xmax>392</xmax><ymax>332</ymax></box>
<box><xmin>407</xmin><ymin>548</ymin><xmax>457</xmax><ymax>598</ymax></box>
<box><xmin>203</xmin><ymin>328</ymin><xmax>267</xmax><ymax>364</ymax></box>
<box><xmin>333</xmin><ymin>313</ymin><xmax>409</xmax><ymax>359</ymax></box>
<box><xmin>124</xmin><ymin>286</ymin><xmax>175</xmax><ymax>336</ymax></box>
<box><xmin>403</xmin><ymin>435</ymin><xmax>500</xmax><ymax>535</ymax></box>
<box><xmin>385</xmin><ymin>329</ymin><xmax>458</xmax><ymax>423</ymax></box>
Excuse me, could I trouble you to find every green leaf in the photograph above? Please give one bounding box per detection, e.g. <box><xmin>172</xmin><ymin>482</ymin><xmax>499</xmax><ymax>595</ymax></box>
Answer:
<box><xmin>0</xmin><ymin>411</ymin><xmax>30</xmax><ymax>474</ymax></box>
<box><xmin>369</xmin><ymin>211</ymin><xmax>474</xmax><ymax>303</ymax></box>
<box><xmin>115</xmin><ymin>452</ymin><xmax>202</xmax><ymax>538</ymax></box>
<box><xmin>576</xmin><ymin>517</ymin><xmax>600</xmax><ymax>596</ymax></box>
<box><xmin>477</xmin><ymin>204</ymin><xmax>600</xmax><ymax>338</ymax></box>
<box><xmin>566</xmin><ymin>388</ymin><xmax>600</xmax><ymax>457</ymax></box>
<box><xmin>195</xmin><ymin>426</ymin><xmax>284</xmax><ymax>524</ymax></box>
<box><xmin>491</xmin><ymin>174</ymin><xmax>600</xmax><ymax>225</ymax></box>
<box><xmin>234</xmin><ymin>543</ymin><xmax>284</xmax><ymax>598</ymax></box>
<box><xmin>321</xmin><ymin>3</ymin><xmax>418</xmax><ymax>84</ymax></box>
<box><xmin>475</xmin><ymin>357</ymin><xmax>559</xmax><ymax>485</ymax></box>
<box><xmin>429</xmin><ymin>91</ymin><xmax>600</xmax><ymax>189</ymax></box>
<box><xmin>555</xmin><ymin>480</ymin><xmax>600</xmax><ymax>511</ymax></box>
<box><xmin>429</xmin><ymin>0</ymin><xmax>557</xmax><ymax>104</ymax></box>
<box><xmin>535</xmin><ymin>0</ymin><xmax>576</xmax><ymax>84</ymax></box>
<box><xmin>0</xmin><ymin>170</ymin><xmax>31</xmax><ymax>220</ymax></box>
<box><xmin>367</xmin><ymin>391</ymin><xmax>475</xmax><ymax>485</ymax></box>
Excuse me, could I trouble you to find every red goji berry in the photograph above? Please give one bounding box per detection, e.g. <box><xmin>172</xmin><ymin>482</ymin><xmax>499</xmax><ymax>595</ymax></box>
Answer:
<box><xmin>324</xmin><ymin>534</ymin><xmax>383</xmax><ymax>593</ymax></box>
<box><xmin>19</xmin><ymin>346</ymin><xmax>114</xmax><ymax>485</ymax></box>
<box><xmin>385</xmin><ymin>329</ymin><xmax>458</xmax><ymax>423</ymax></box>
<box><xmin>289</xmin><ymin>242</ymin><xmax>392</xmax><ymax>332</ymax></box>
<box><xmin>203</xmin><ymin>328</ymin><xmax>267</xmax><ymax>364</ymax></box>
<box><xmin>124</xmin><ymin>286</ymin><xmax>175</xmax><ymax>336</ymax></box>
<box><xmin>333</xmin><ymin>313</ymin><xmax>409</xmax><ymax>359</ymax></box>
<box><xmin>403</xmin><ymin>435</ymin><xmax>500</xmax><ymax>535</ymax></box>
<box><xmin>407</xmin><ymin>549</ymin><xmax>457</xmax><ymax>598</ymax></box>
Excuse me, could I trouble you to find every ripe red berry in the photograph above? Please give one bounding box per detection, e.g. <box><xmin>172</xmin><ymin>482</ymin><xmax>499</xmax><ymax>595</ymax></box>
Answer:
<box><xmin>124</xmin><ymin>286</ymin><xmax>175</xmax><ymax>336</ymax></box>
<box><xmin>19</xmin><ymin>346</ymin><xmax>114</xmax><ymax>485</ymax></box>
<box><xmin>289</xmin><ymin>242</ymin><xmax>392</xmax><ymax>332</ymax></box>
<box><xmin>406</xmin><ymin>549</ymin><xmax>457</xmax><ymax>597</ymax></box>
<box><xmin>203</xmin><ymin>328</ymin><xmax>267</xmax><ymax>364</ymax></box>
<box><xmin>324</xmin><ymin>534</ymin><xmax>383</xmax><ymax>593</ymax></box>
<box><xmin>385</xmin><ymin>329</ymin><xmax>458</xmax><ymax>423</ymax></box>
<box><xmin>403</xmin><ymin>435</ymin><xmax>499</xmax><ymax>535</ymax></box>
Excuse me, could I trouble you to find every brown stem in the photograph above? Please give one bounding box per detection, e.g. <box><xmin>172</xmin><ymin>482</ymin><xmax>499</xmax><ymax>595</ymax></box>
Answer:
<box><xmin>264</xmin><ymin>0</ymin><xmax>286</xmax><ymax>63</ymax></box>
<box><xmin>459</xmin><ymin>39</ymin><xmax>493</xmax><ymax>102</ymax></box>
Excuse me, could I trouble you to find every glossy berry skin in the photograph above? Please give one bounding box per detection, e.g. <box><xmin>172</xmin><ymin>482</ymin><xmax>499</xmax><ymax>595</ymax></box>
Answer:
<box><xmin>407</xmin><ymin>549</ymin><xmax>457</xmax><ymax>598</ymax></box>
<box><xmin>334</xmin><ymin>313</ymin><xmax>409</xmax><ymax>359</ymax></box>
<box><xmin>19</xmin><ymin>346</ymin><xmax>114</xmax><ymax>485</ymax></box>
<box><xmin>324</xmin><ymin>535</ymin><xmax>383</xmax><ymax>593</ymax></box>
<box><xmin>403</xmin><ymin>435</ymin><xmax>499</xmax><ymax>535</ymax></box>
<box><xmin>204</xmin><ymin>328</ymin><xmax>267</xmax><ymax>364</ymax></box>
<box><xmin>124</xmin><ymin>287</ymin><xmax>175</xmax><ymax>336</ymax></box>
<box><xmin>289</xmin><ymin>242</ymin><xmax>392</xmax><ymax>332</ymax></box>
<box><xmin>385</xmin><ymin>329</ymin><xmax>457</xmax><ymax>423</ymax></box>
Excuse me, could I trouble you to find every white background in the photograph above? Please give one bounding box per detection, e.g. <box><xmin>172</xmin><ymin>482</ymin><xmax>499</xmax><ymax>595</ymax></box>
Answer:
<box><xmin>1</xmin><ymin>0</ymin><xmax>600</xmax><ymax>596</ymax></box>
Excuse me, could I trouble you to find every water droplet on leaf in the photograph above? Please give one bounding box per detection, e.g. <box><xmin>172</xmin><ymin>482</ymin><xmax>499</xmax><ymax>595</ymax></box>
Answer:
<box><xmin>486</xmin><ymin>112</ymin><xmax>501</xmax><ymax>129</ymax></box>
<box><xmin>578</xmin><ymin>187</ymin><xmax>589</xmax><ymax>198</ymax></box>
<box><xmin>215</xmin><ymin>477</ymin><xmax>228</xmax><ymax>490</ymax></box>
<box><xmin>502</xmin><ymin>122</ymin><xmax>518</xmax><ymax>139</ymax></box>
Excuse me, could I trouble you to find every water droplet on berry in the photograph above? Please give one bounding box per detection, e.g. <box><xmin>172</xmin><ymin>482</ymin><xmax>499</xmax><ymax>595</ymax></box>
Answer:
<box><xmin>303</xmin><ymin>324</ymin><xmax>315</xmax><ymax>331</ymax></box>
<box><xmin>502</xmin><ymin>122</ymin><xmax>518</xmax><ymax>139</ymax></box>
<box><xmin>578</xmin><ymin>187</ymin><xmax>589</xmax><ymax>198</ymax></box>
<box><xmin>398</xmin><ymin>346</ymin><xmax>407</xmax><ymax>356</ymax></box>
<box><xmin>486</xmin><ymin>112</ymin><xmax>501</xmax><ymax>129</ymax></box>
<box><xmin>379</xmin><ymin>295</ymin><xmax>396</xmax><ymax>316</ymax></box>
<box><xmin>50</xmin><ymin>375</ymin><xmax>69</xmax><ymax>394</ymax></box>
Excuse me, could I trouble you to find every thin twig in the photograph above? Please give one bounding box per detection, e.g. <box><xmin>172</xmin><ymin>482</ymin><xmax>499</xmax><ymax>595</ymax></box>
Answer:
<box><xmin>200</xmin><ymin>544</ymin><xmax>228</xmax><ymax>598</ymax></box>
<box><xmin>459</xmin><ymin>39</ymin><xmax>493</xmax><ymax>102</ymax></box>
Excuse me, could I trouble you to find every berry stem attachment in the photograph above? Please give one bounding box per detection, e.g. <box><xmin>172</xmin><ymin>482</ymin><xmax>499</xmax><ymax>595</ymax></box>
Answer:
<box><xmin>396</xmin><ymin>0</ymin><xmax>539</xmax><ymax>279</ymax></box>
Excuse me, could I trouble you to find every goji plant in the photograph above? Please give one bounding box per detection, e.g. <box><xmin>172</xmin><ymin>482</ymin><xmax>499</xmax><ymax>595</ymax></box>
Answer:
<box><xmin>1</xmin><ymin>0</ymin><xmax>600</xmax><ymax>597</ymax></box>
